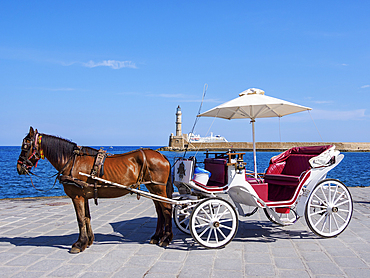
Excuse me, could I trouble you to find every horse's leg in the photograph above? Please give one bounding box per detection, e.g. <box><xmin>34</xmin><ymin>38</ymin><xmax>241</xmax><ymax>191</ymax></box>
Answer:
<box><xmin>158</xmin><ymin>202</ymin><xmax>173</xmax><ymax>247</ymax></box>
<box><xmin>149</xmin><ymin>200</ymin><xmax>165</xmax><ymax>245</ymax></box>
<box><xmin>71</xmin><ymin>196</ymin><xmax>89</xmax><ymax>254</ymax></box>
<box><xmin>84</xmin><ymin>198</ymin><xmax>94</xmax><ymax>247</ymax></box>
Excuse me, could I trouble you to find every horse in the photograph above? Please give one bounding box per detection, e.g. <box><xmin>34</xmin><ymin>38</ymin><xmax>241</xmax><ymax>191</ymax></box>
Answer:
<box><xmin>17</xmin><ymin>127</ymin><xmax>173</xmax><ymax>253</ymax></box>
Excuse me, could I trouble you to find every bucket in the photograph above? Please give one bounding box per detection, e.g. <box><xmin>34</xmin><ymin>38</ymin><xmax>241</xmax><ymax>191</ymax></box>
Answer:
<box><xmin>192</xmin><ymin>167</ymin><xmax>211</xmax><ymax>186</ymax></box>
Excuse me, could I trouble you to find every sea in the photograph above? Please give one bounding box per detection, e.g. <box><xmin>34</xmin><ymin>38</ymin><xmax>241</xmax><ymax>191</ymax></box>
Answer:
<box><xmin>1</xmin><ymin>146</ymin><xmax>369</xmax><ymax>199</ymax></box>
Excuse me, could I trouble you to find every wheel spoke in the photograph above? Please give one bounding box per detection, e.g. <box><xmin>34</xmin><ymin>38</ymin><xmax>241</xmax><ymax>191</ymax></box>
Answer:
<box><xmin>214</xmin><ymin>228</ymin><xmax>219</xmax><ymax>243</ymax></box>
<box><xmin>338</xmin><ymin>208</ymin><xmax>350</xmax><ymax>213</ymax></box>
<box><xmin>199</xmin><ymin>226</ymin><xmax>210</xmax><ymax>237</ymax></box>
<box><xmin>313</xmin><ymin>194</ymin><xmax>327</xmax><ymax>206</ymax></box>
<box><xmin>335</xmin><ymin>199</ymin><xmax>350</xmax><ymax>207</ymax></box>
<box><xmin>313</xmin><ymin>213</ymin><xmax>326</xmax><ymax>228</ymax></box>
<box><xmin>333</xmin><ymin>184</ymin><xmax>339</xmax><ymax>202</ymax></box>
<box><xmin>333</xmin><ymin>191</ymin><xmax>346</xmax><ymax>206</ymax></box>
<box><xmin>195</xmin><ymin>215</ymin><xmax>210</xmax><ymax>224</ymax></box>
<box><xmin>320</xmin><ymin>186</ymin><xmax>329</xmax><ymax>204</ymax></box>
<box><xmin>335</xmin><ymin>212</ymin><xmax>347</xmax><ymax>222</ymax></box>
<box><xmin>217</xmin><ymin>227</ymin><xmax>227</xmax><ymax>239</ymax></box>
<box><xmin>332</xmin><ymin>213</ymin><xmax>340</xmax><ymax>229</ymax></box>
<box><xmin>217</xmin><ymin>207</ymin><xmax>231</xmax><ymax>219</ymax></box>
<box><xmin>310</xmin><ymin>204</ymin><xmax>327</xmax><ymax>209</ymax></box>
<box><xmin>206</xmin><ymin>227</ymin><xmax>213</xmax><ymax>243</ymax></box>
<box><xmin>201</xmin><ymin>207</ymin><xmax>212</xmax><ymax>220</ymax></box>
<box><xmin>310</xmin><ymin>209</ymin><xmax>326</xmax><ymax>216</ymax></box>
<box><xmin>320</xmin><ymin>214</ymin><xmax>328</xmax><ymax>232</ymax></box>
<box><xmin>179</xmin><ymin>216</ymin><xmax>189</xmax><ymax>225</ymax></box>
<box><xmin>219</xmin><ymin>223</ymin><xmax>233</xmax><ymax>230</ymax></box>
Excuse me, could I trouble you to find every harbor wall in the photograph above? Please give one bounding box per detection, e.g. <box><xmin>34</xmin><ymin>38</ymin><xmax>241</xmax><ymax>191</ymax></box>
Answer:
<box><xmin>162</xmin><ymin>141</ymin><xmax>370</xmax><ymax>152</ymax></box>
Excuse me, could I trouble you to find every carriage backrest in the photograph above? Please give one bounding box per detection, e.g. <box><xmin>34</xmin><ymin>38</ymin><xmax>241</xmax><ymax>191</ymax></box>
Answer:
<box><xmin>204</xmin><ymin>158</ymin><xmax>228</xmax><ymax>186</ymax></box>
<box><xmin>281</xmin><ymin>154</ymin><xmax>316</xmax><ymax>176</ymax></box>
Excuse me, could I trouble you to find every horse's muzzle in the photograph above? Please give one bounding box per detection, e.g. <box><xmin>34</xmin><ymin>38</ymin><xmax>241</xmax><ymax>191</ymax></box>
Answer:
<box><xmin>17</xmin><ymin>163</ymin><xmax>28</xmax><ymax>175</ymax></box>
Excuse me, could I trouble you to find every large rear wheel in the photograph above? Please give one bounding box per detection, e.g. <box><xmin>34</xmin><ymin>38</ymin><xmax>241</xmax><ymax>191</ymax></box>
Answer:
<box><xmin>305</xmin><ymin>179</ymin><xmax>353</xmax><ymax>238</ymax></box>
<box><xmin>189</xmin><ymin>198</ymin><xmax>238</xmax><ymax>248</ymax></box>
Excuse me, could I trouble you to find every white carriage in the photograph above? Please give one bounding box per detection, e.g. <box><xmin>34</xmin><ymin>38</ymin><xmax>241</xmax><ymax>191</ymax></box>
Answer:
<box><xmin>172</xmin><ymin>145</ymin><xmax>353</xmax><ymax>248</ymax></box>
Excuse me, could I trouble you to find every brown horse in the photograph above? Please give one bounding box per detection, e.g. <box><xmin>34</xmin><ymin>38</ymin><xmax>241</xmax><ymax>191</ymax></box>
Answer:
<box><xmin>17</xmin><ymin>127</ymin><xmax>173</xmax><ymax>253</ymax></box>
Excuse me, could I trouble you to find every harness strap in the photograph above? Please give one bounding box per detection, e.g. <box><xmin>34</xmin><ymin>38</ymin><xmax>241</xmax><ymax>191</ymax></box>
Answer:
<box><xmin>90</xmin><ymin>148</ymin><xmax>108</xmax><ymax>205</ymax></box>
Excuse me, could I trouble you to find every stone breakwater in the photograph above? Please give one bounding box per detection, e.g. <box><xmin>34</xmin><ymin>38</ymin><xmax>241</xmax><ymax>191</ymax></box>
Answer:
<box><xmin>160</xmin><ymin>142</ymin><xmax>370</xmax><ymax>152</ymax></box>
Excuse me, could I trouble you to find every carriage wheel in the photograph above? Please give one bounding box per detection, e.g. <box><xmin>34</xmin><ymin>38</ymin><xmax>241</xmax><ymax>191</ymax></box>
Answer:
<box><xmin>173</xmin><ymin>202</ymin><xmax>197</xmax><ymax>234</ymax></box>
<box><xmin>190</xmin><ymin>198</ymin><xmax>238</xmax><ymax>249</ymax></box>
<box><xmin>305</xmin><ymin>179</ymin><xmax>353</xmax><ymax>238</ymax></box>
<box><xmin>263</xmin><ymin>207</ymin><xmax>298</xmax><ymax>226</ymax></box>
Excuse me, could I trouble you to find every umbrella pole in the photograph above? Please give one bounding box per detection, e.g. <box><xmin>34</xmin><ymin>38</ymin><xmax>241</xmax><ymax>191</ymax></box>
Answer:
<box><xmin>251</xmin><ymin>119</ymin><xmax>257</xmax><ymax>179</ymax></box>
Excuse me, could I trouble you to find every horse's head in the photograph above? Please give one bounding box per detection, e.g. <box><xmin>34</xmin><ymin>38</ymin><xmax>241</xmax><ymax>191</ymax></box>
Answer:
<box><xmin>17</xmin><ymin>127</ymin><xmax>43</xmax><ymax>175</ymax></box>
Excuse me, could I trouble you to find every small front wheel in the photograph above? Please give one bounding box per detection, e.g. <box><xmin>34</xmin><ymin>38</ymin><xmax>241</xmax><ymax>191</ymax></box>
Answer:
<box><xmin>190</xmin><ymin>198</ymin><xmax>238</xmax><ymax>249</ymax></box>
<box><xmin>305</xmin><ymin>179</ymin><xmax>353</xmax><ymax>238</ymax></box>
<box><xmin>173</xmin><ymin>203</ymin><xmax>197</xmax><ymax>234</ymax></box>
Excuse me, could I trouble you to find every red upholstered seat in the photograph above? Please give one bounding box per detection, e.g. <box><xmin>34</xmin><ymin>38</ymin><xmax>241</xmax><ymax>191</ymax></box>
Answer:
<box><xmin>264</xmin><ymin>145</ymin><xmax>332</xmax><ymax>201</ymax></box>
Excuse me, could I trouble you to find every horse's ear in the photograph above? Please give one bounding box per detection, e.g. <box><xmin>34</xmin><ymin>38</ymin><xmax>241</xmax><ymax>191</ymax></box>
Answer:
<box><xmin>29</xmin><ymin>127</ymin><xmax>34</xmax><ymax>137</ymax></box>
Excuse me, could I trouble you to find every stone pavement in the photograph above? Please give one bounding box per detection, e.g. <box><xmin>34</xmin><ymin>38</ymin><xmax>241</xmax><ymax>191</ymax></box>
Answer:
<box><xmin>0</xmin><ymin>187</ymin><xmax>370</xmax><ymax>278</ymax></box>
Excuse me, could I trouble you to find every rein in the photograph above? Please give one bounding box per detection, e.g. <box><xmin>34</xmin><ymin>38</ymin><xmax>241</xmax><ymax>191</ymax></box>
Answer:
<box><xmin>24</xmin><ymin>151</ymin><xmax>77</xmax><ymax>192</ymax></box>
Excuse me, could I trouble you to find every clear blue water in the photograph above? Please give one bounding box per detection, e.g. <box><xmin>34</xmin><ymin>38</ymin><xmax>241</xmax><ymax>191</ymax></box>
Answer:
<box><xmin>1</xmin><ymin>146</ymin><xmax>368</xmax><ymax>199</ymax></box>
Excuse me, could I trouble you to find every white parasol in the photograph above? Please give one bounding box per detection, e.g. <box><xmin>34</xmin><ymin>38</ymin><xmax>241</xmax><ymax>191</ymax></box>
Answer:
<box><xmin>198</xmin><ymin>88</ymin><xmax>312</xmax><ymax>177</ymax></box>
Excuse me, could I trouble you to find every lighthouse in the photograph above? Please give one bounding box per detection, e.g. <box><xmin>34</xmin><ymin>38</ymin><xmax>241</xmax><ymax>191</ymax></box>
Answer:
<box><xmin>176</xmin><ymin>105</ymin><xmax>182</xmax><ymax>136</ymax></box>
<box><xmin>168</xmin><ymin>105</ymin><xmax>188</xmax><ymax>149</ymax></box>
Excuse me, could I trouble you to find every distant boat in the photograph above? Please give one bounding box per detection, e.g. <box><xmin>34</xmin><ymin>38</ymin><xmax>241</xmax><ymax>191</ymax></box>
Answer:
<box><xmin>188</xmin><ymin>132</ymin><xmax>228</xmax><ymax>143</ymax></box>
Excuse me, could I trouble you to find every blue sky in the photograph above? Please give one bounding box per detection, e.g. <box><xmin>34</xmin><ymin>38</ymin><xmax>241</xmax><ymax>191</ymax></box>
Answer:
<box><xmin>1</xmin><ymin>1</ymin><xmax>369</xmax><ymax>146</ymax></box>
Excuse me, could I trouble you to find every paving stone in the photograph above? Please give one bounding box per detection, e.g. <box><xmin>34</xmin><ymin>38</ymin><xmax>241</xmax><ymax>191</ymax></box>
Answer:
<box><xmin>245</xmin><ymin>263</ymin><xmax>276</xmax><ymax>276</ymax></box>
<box><xmin>332</xmin><ymin>256</ymin><xmax>369</xmax><ymax>268</ymax></box>
<box><xmin>112</xmin><ymin>259</ymin><xmax>150</xmax><ymax>276</ymax></box>
<box><xmin>178</xmin><ymin>265</ymin><xmax>212</xmax><ymax>278</ymax></box>
<box><xmin>25</xmin><ymin>258</ymin><xmax>64</xmax><ymax>272</ymax></box>
<box><xmin>211</xmin><ymin>269</ymin><xmax>244</xmax><ymax>278</ymax></box>
<box><xmin>274</xmin><ymin>256</ymin><xmax>306</xmax><ymax>270</ymax></box>
<box><xmin>147</xmin><ymin>260</ymin><xmax>183</xmax><ymax>274</ymax></box>
<box><xmin>244</xmin><ymin>251</ymin><xmax>272</xmax><ymax>264</ymax></box>
<box><xmin>213</xmin><ymin>257</ymin><xmax>243</xmax><ymax>271</ymax></box>
<box><xmin>306</xmin><ymin>261</ymin><xmax>345</xmax><ymax>276</ymax></box>
<box><xmin>278</xmin><ymin>269</ymin><xmax>311</xmax><ymax>278</ymax></box>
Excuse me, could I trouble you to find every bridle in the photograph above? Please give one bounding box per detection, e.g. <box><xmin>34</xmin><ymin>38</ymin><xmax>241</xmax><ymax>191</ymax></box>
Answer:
<box><xmin>17</xmin><ymin>133</ymin><xmax>43</xmax><ymax>172</ymax></box>
<box><xmin>17</xmin><ymin>132</ymin><xmax>83</xmax><ymax>192</ymax></box>
<box><xmin>17</xmin><ymin>133</ymin><xmax>61</xmax><ymax>192</ymax></box>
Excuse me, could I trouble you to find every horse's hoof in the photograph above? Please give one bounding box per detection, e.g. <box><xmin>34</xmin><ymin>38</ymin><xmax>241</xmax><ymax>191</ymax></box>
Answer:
<box><xmin>149</xmin><ymin>239</ymin><xmax>158</xmax><ymax>245</ymax></box>
<box><xmin>159</xmin><ymin>240</ymin><xmax>170</xmax><ymax>247</ymax></box>
<box><xmin>70</xmin><ymin>247</ymin><xmax>81</xmax><ymax>254</ymax></box>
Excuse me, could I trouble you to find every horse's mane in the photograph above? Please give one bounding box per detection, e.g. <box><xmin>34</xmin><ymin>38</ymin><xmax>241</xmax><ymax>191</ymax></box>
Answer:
<box><xmin>40</xmin><ymin>134</ymin><xmax>152</xmax><ymax>161</ymax></box>
<box><xmin>40</xmin><ymin>134</ymin><xmax>79</xmax><ymax>162</ymax></box>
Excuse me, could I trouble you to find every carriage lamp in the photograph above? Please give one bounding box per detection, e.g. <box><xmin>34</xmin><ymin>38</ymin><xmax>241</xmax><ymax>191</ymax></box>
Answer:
<box><xmin>236</xmin><ymin>158</ymin><xmax>245</xmax><ymax>174</ymax></box>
